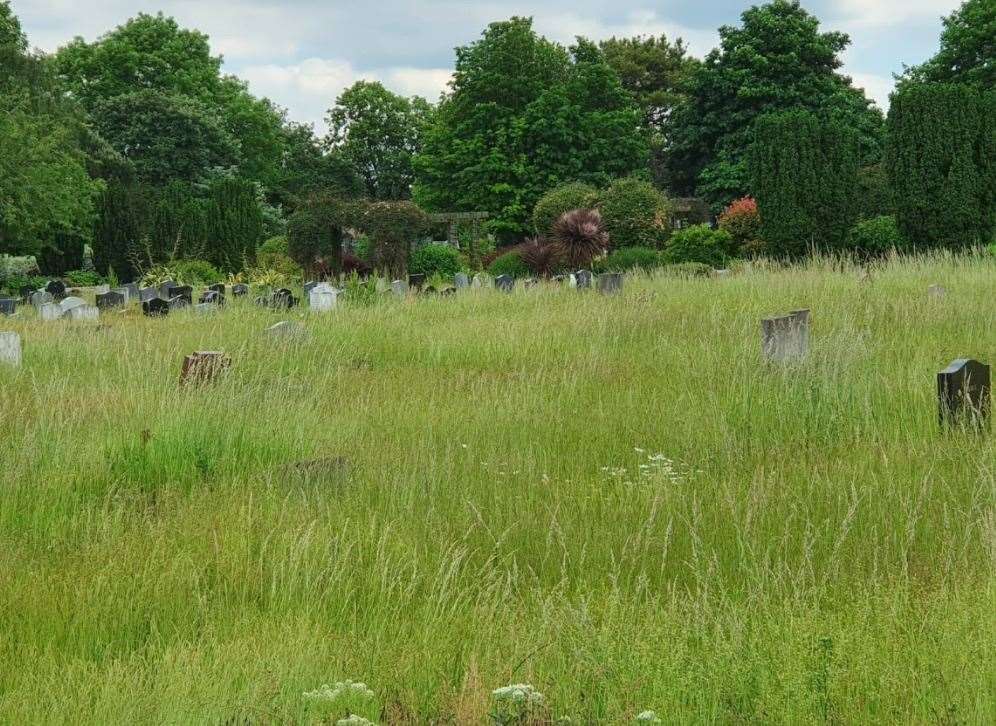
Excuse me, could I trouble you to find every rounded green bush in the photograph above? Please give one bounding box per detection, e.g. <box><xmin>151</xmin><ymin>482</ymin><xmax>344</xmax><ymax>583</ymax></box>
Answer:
<box><xmin>662</xmin><ymin>224</ymin><xmax>730</xmax><ymax>268</ymax></box>
<box><xmin>409</xmin><ymin>243</ymin><xmax>463</xmax><ymax>278</ymax></box>
<box><xmin>602</xmin><ymin>246</ymin><xmax>663</xmax><ymax>272</ymax></box>
<box><xmin>532</xmin><ymin>182</ymin><xmax>599</xmax><ymax>237</ymax></box>
<box><xmin>256</xmin><ymin>236</ymin><xmax>302</xmax><ymax>277</ymax></box>
<box><xmin>487</xmin><ymin>250</ymin><xmax>529</xmax><ymax>278</ymax></box>
<box><xmin>172</xmin><ymin>259</ymin><xmax>222</xmax><ymax>285</ymax></box>
<box><xmin>847</xmin><ymin>215</ymin><xmax>907</xmax><ymax>255</ymax></box>
<box><xmin>598</xmin><ymin>177</ymin><xmax>671</xmax><ymax>248</ymax></box>
<box><xmin>64</xmin><ymin>269</ymin><xmax>105</xmax><ymax>286</ymax></box>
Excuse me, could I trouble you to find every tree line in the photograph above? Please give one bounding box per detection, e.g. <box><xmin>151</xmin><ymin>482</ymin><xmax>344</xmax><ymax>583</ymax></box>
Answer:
<box><xmin>1</xmin><ymin>0</ymin><xmax>993</xmax><ymax>282</ymax></box>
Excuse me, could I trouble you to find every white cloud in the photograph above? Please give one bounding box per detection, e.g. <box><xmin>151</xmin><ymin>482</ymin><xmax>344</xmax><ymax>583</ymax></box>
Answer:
<box><xmin>532</xmin><ymin>9</ymin><xmax>718</xmax><ymax>58</ymax></box>
<box><xmin>240</xmin><ymin>58</ymin><xmax>451</xmax><ymax>134</ymax></box>
<box><xmin>847</xmin><ymin>71</ymin><xmax>894</xmax><ymax>110</ymax></box>
<box><xmin>833</xmin><ymin>0</ymin><xmax>960</xmax><ymax>29</ymax></box>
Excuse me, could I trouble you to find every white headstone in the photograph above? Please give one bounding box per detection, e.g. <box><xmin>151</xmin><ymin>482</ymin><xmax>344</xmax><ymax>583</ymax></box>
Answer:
<box><xmin>761</xmin><ymin>309</ymin><xmax>810</xmax><ymax>362</ymax></box>
<box><xmin>29</xmin><ymin>291</ymin><xmax>53</xmax><ymax>308</ymax></box>
<box><xmin>58</xmin><ymin>296</ymin><xmax>86</xmax><ymax>315</ymax></box>
<box><xmin>0</xmin><ymin>331</ymin><xmax>21</xmax><ymax>367</ymax></box>
<box><xmin>391</xmin><ymin>280</ymin><xmax>409</xmax><ymax>298</ymax></box>
<box><xmin>267</xmin><ymin>320</ymin><xmax>305</xmax><ymax>338</ymax></box>
<box><xmin>39</xmin><ymin>302</ymin><xmax>62</xmax><ymax>321</ymax></box>
<box><xmin>66</xmin><ymin>304</ymin><xmax>99</xmax><ymax>321</ymax></box>
<box><xmin>928</xmin><ymin>284</ymin><xmax>946</xmax><ymax>299</ymax></box>
<box><xmin>309</xmin><ymin>289</ymin><xmax>338</xmax><ymax>311</ymax></box>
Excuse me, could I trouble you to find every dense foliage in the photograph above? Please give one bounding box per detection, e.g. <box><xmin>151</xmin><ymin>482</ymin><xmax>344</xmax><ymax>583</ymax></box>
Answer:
<box><xmin>287</xmin><ymin>195</ymin><xmax>355</xmax><ymax>277</ymax></box>
<box><xmin>663</xmin><ymin>224</ymin><xmax>732</xmax><ymax>267</ymax></box>
<box><xmin>550</xmin><ymin>208</ymin><xmax>610</xmax><ymax>268</ymax></box>
<box><xmin>486</xmin><ymin>250</ymin><xmax>529</xmax><ymax>278</ymax></box>
<box><xmin>414</xmin><ymin>19</ymin><xmax>647</xmax><ymax>239</ymax></box>
<box><xmin>601</xmin><ymin>246</ymin><xmax>662</xmax><ymax>272</ymax></box>
<box><xmin>598</xmin><ymin>177</ymin><xmax>670</xmax><ymax>248</ymax></box>
<box><xmin>408</xmin><ymin>243</ymin><xmax>462</xmax><ymax>279</ymax></box>
<box><xmin>901</xmin><ymin>0</ymin><xmax>994</xmax><ymax>89</ymax></box>
<box><xmin>532</xmin><ymin>182</ymin><xmax>599</xmax><ymax>238</ymax></box>
<box><xmin>666</xmin><ymin>0</ymin><xmax>882</xmax><ymax>208</ymax></box>
<box><xmin>356</xmin><ymin>201</ymin><xmax>431</xmax><ymax>276</ymax></box>
<box><xmin>717</xmin><ymin>197</ymin><xmax>761</xmax><ymax>255</ymax></box>
<box><xmin>847</xmin><ymin>215</ymin><xmax>907</xmax><ymax>256</ymax></box>
<box><xmin>885</xmin><ymin>83</ymin><xmax>994</xmax><ymax>249</ymax></box>
<box><xmin>749</xmin><ymin>110</ymin><xmax>860</xmax><ymax>257</ymax></box>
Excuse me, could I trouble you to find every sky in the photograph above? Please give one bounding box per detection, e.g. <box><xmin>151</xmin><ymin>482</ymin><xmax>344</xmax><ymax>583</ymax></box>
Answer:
<box><xmin>13</xmin><ymin>0</ymin><xmax>962</xmax><ymax>134</ymax></box>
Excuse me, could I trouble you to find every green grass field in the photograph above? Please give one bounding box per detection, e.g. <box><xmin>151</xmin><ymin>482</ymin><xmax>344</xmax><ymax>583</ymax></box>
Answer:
<box><xmin>1</xmin><ymin>254</ymin><xmax>994</xmax><ymax>724</ymax></box>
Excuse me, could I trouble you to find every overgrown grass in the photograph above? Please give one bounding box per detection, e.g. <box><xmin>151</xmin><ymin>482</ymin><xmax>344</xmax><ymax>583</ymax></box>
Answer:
<box><xmin>1</xmin><ymin>253</ymin><xmax>994</xmax><ymax>723</ymax></box>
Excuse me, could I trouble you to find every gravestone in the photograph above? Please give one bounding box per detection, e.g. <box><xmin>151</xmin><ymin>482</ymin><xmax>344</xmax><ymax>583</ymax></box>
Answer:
<box><xmin>93</xmin><ymin>284</ymin><xmax>110</xmax><ymax>295</ymax></box>
<box><xmin>39</xmin><ymin>302</ymin><xmax>62</xmax><ymax>321</ymax></box>
<box><xmin>231</xmin><ymin>283</ymin><xmax>249</xmax><ymax>297</ymax></box>
<box><xmin>761</xmin><ymin>309</ymin><xmax>810</xmax><ymax>362</ymax></box>
<box><xmin>597</xmin><ymin>272</ymin><xmax>623</xmax><ymax>295</ymax></box>
<box><xmin>928</xmin><ymin>284</ymin><xmax>946</xmax><ymax>299</ymax></box>
<box><xmin>29</xmin><ymin>291</ymin><xmax>52</xmax><ymax>308</ymax></box>
<box><xmin>138</xmin><ymin>287</ymin><xmax>158</xmax><ymax>303</ymax></box>
<box><xmin>168</xmin><ymin>295</ymin><xmax>190</xmax><ymax>310</ymax></box>
<box><xmin>391</xmin><ymin>279</ymin><xmax>409</xmax><ymax>298</ymax></box>
<box><xmin>575</xmin><ymin>270</ymin><xmax>593</xmax><ymax>290</ymax></box>
<box><xmin>471</xmin><ymin>274</ymin><xmax>483</xmax><ymax>288</ymax></box>
<box><xmin>44</xmin><ymin>280</ymin><xmax>66</xmax><ymax>300</ymax></box>
<box><xmin>66</xmin><ymin>304</ymin><xmax>99</xmax><ymax>321</ymax></box>
<box><xmin>208</xmin><ymin>283</ymin><xmax>226</xmax><ymax>296</ymax></box>
<box><xmin>160</xmin><ymin>280</ymin><xmax>178</xmax><ymax>299</ymax></box>
<box><xmin>495</xmin><ymin>274</ymin><xmax>515</xmax><ymax>292</ymax></box>
<box><xmin>58</xmin><ymin>297</ymin><xmax>86</xmax><ymax>316</ymax></box>
<box><xmin>142</xmin><ymin>298</ymin><xmax>170</xmax><ymax>317</ymax></box>
<box><xmin>19</xmin><ymin>285</ymin><xmax>34</xmax><ymax>301</ymax></box>
<box><xmin>194</xmin><ymin>303</ymin><xmax>217</xmax><ymax>315</ymax></box>
<box><xmin>112</xmin><ymin>287</ymin><xmax>131</xmax><ymax>303</ymax></box>
<box><xmin>123</xmin><ymin>283</ymin><xmax>140</xmax><ymax>301</ymax></box>
<box><xmin>440</xmin><ymin>286</ymin><xmax>457</xmax><ymax>296</ymax></box>
<box><xmin>309</xmin><ymin>285</ymin><xmax>338</xmax><ymax>311</ymax></box>
<box><xmin>170</xmin><ymin>285</ymin><xmax>193</xmax><ymax>305</ymax></box>
<box><xmin>198</xmin><ymin>290</ymin><xmax>225</xmax><ymax>306</ymax></box>
<box><xmin>454</xmin><ymin>272</ymin><xmax>470</xmax><ymax>289</ymax></box>
<box><xmin>0</xmin><ymin>298</ymin><xmax>17</xmax><ymax>316</ymax></box>
<box><xmin>0</xmin><ymin>331</ymin><xmax>21</xmax><ymax>367</ymax></box>
<box><xmin>267</xmin><ymin>320</ymin><xmax>305</xmax><ymax>338</ymax></box>
<box><xmin>96</xmin><ymin>291</ymin><xmax>125</xmax><ymax>310</ymax></box>
<box><xmin>523</xmin><ymin>278</ymin><xmax>538</xmax><ymax>289</ymax></box>
<box><xmin>713</xmin><ymin>269</ymin><xmax>731</xmax><ymax>279</ymax></box>
<box><xmin>408</xmin><ymin>274</ymin><xmax>426</xmax><ymax>291</ymax></box>
<box><xmin>273</xmin><ymin>288</ymin><xmax>297</xmax><ymax>309</ymax></box>
<box><xmin>938</xmin><ymin>359</ymin><xmax>990</xmax><ymax>428</ymax></box>
<box><xmin>180</xmin><ymin>351</ymin><xmax>230</xmax><ymax>385</ymax></box>
<box><xmin>303</xmin><ymin>281</ymin><xmax>319</xmax><ymax>300</ymax></box>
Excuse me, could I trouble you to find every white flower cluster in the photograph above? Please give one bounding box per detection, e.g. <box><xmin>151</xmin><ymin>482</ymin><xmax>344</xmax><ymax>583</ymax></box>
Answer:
<box><xmin>303</xmin><ymin>679</ymin><xmax>375</xmax><ymax>702</ymax></box>
<box><xmin>603</xmin><ymin>449</ymin><xmax>694</xmax><ymax>487</ymax></box>
<box><xmin>336</xmin><ymin>716</ymin><xmax>376</xmax><ymax>726</ymax></box>
<box><xmin>635</xmin><ymin>710</ymin><xmax>661</xmax><ymax>723</ymax></box>
<box><xmin>491</xmin><ymin>683</ymin><xmax>545</xmax><ymax>707</ymax></box>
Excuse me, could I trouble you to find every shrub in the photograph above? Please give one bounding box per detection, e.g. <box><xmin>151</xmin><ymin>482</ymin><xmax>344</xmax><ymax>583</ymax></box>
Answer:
<box><xmin>172</xmin><ymin>259</ymin><xmax>222</xmax><ymax>285</ymax></box>
<box><xmin>660</xmin><ymin>262</ymin><xmax>714</xmax><ymax>278</ymax></box>
<box><xmin>64</xmin><ymin>269</ymin><xmax>105</xmax><ymax>286</ymax></box>
<box><xmin>2</xmin><ymin>273</ymin><xmax>48</xmax><ymax>295</ymax></box>
<box><xmin>551</xmin><ymin>208</ymin><xmax>610</xmax><ymax>268</ymax></box>
<box><xmin>718</xmin><ymin>197</ymin><xmax>761</xmax><ymax>253</ymax></box>
<box><xmin>847</xmin><ymin>215</ymin><xmax>907</xmax><ymax>256</ymax></box>
<box><xmin>602</xmin><ymin>246</ymin><xmax>662</xmax><ymax>272</ymax></box>
<box><xmin>662</xmin><ymin>225</ymin><xmax>730</xmax><ymax>267</ymax></box>
<box><xmin>256</xmin><ymin>236</ymin><xmax>302</xmax><ymax>277</ymax></box>
<box><xmin>598</xmin><ymin>177</ymin><xmax>670</xmax><ymax>248</ymax></box>
<box><xmin>287</xmin><ymin>195</ymin><xmax>356</xmax><ymax>277</ymax></box>
<box><xmin>532</xmin><ymin>182</ymin><xmax>599</xmax><ymax>237</ymax></box>
<box><xmin>409</xmin><ymin>243</ymin><xmax>463</xmax><ymax>279</ymax></box>
<box><xmin>357</xmin><ymin>200</ymin><xmax>431</xmax><ymax>277</ymax></box>
<box><xmin>519</xmin><ymin>238</ymin><xmax>562</xmax><ymax>277</ymax></box>
<box><xmin>487</xmin><ymin>250</ymin><xmax>529</xmax><ymax>278</ymax></box>
<box><xmin>750</xmin><ymin>110</ymin><xmax>860</xmax><ymax>256</ymax></box>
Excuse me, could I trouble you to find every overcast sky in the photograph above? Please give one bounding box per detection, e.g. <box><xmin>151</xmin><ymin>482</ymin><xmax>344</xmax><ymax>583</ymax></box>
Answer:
<box><xmin>14</xmin><ymin>0</ymin><xmax>961</xmax><ymax>134</ymax></box>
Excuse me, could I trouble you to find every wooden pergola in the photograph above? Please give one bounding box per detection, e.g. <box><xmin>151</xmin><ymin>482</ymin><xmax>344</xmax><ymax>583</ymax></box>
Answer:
<box><xmin>428</xmin><ymin>211</ymin><xmax>490</xmax><ymax>247</ymax></box>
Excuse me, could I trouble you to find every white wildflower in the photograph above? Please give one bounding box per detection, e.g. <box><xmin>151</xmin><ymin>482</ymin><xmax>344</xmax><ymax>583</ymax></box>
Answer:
<box><xmin>336</xmin><ymin>716</ymin><xmax>376</xmax><ymax>726</ymax></box>
<box><xmin>303</xmin><ymin>679</ymin><xmax>375</xmax><ymax>702</ymax></box>
<box><xmin>635</xmin><ymin>710</ymin><xmax>661</xmax><ymax>723</ymax></box>
<box><xmin>492</xmin><ymin>683</ymin><xmax>545</xmax><ymax>707</ymax></box>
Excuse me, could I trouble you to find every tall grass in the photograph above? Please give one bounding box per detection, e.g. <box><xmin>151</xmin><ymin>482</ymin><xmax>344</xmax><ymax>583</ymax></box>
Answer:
<box><xmin>0</xmin><ymin>253</ymin><xmax>994</xmax><ymax>723</ymax></box>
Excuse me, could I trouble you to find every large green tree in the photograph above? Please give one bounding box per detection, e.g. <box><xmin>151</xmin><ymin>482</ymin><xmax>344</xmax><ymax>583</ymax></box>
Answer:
<box><xmin>749</xmin><ymin>110</ymin><xmax>860</xmax><ymax>257</ymax></box>
<box><xmin>413</xmin><ymin>18</ymin><xmax>647</xmax><ymax>239</ymax></box>
<box><xmin>0</xmin><ymin>1</ymin><xmax>101</xmax><ymax>260</ymax></box>
<box><xmin>667</xmin><ymin>0</ymin><xmax>882</xmax><ymax>208</ymax></box>
<box><xmin>902</xmin><ymin>0</ymin><xmax>994</xmax><ymax>89</ymax></box>
<box><xmin>885</xmin><ymin>83</ymin><xmax>994</xmax><ymax>249</ymax></box>
<box><xmin>600</xmin><ymin>34</ymin><xmax>701</xmax><ymax>188</ymax></box>
<box><xmin>325</xmin><ymin>81</ymin><xmax>432</xmax><ymax>200</ymax></box>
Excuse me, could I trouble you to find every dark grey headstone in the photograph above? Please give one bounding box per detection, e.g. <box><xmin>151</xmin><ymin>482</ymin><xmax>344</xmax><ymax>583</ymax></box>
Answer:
<box><xmin>142</xmin><ymin>298</ymin><xmax>170</xmax><ymax>317</ymax></box>
<box><xmin>159</xmin><ymin>280</ymin><xmax>178</xmax><ymax>298</ymax></box>
<box><xmin>208</xmin><ymin>283</ymin><xmax>226</xmax><ymax>296</ymax></box>
<box><xmin>168</xmin><ymin>295</ymin><xmax>190</xmax><ymax>310</ymax></box>
<box><xmin>938</xmin><ymin>359</ymin><xmax>990</xmax><ymax>428</ymax></box>
<box><xmin>575</xmin><ymin>270</ymin><xmax>593</xmax><ymax>289</ymax></box>
<box><xmin>495</xmin><ymin>274</ymin><xmax>515</xmax><ymax>292</ymax></box>
<box><xmin>169</xmin><ymin>285</ymin><xmax>193</xmax><ymax>305</ymax></box>
<box><xmin>124</xmin><ymin>283</ymin><xmax>140</xmax><ymax>300</ymax></box>
<box><xmin>408</xmin><ymin>274</ymin><xmax>426</xmax><ymax>290</ymax></box>
<box><xmin>231</xmin><ymin>283</ymin><xmax>249</xmax><ymax>297</ymax></box>
<box><xmin>44</xmin><ymin>280</ymin><xmax>66</xmax><ymax>300</ymax></box>
<box><xmin>0</xmin><ymin>298</ymin><xmax>17</xmax><ymax>316</ymax></box>
<box><xmin>95</xmin><ymin>291</ymin><xmax>125</xmax><ymax>310</ymax></box>
<box><xmin>597</xmin><ymin>272</ymin><xmax>623</xmax><ymax>295</ymax></box>
<box><xmin>303</xmin><ymin>281</ymin><xmax>319</xmax><ymax>299</ymax></box>
<box><xmin>454</xmin><ymin>272</ymin><xmax>470</xmax><ymax>289</ymax></box>
<box><xmin>139</xmin><ymin>286</ymin><xmax>158</xmax><ymax>303</ymax></box>
<box><xmin>199</xmin><ymin>290</ymin><xmax>225</xmax><ymax>306</ymax></box>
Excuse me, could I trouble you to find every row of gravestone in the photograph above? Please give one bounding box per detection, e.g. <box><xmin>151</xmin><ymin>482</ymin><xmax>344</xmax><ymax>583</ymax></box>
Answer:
<box><xmin>761</xmin><ymin>308</ymin><xmax>991</xmax><ymax>428</ymax></box>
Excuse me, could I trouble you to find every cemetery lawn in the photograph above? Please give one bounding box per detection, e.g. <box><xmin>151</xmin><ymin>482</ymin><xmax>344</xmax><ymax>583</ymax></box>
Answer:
<box><xmin>2</xmin><ymin>255</ymin><xmax>995</xmax><ymax>724</ymax></box>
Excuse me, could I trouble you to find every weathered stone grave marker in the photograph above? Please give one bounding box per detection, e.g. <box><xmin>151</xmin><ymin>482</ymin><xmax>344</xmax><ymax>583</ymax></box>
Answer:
<box><xmin>408</xmin><ymin>274</ymin><xmax>426</xmax><ymax>291</ymax></box>
<box><xmin>198</xmin><ymin>290</ymin><xmax>225</xmax><ymax>306</ymax></box>
<box><xmin>309</xmin><ymin>284</ymin><xmax>338</xmax><ymax>311</ymax></box>
<box><xmin>597</xmin><ymin>272</ymin><xmax>623</xmax><ymax>295</ymax></box>
<box><xmin>139</xmin><ymin>287</ymin><xmax>158</xmax><ymax>303</ymax></box>
<box><xmin>761</xmin><ymin>309</ymin><xmax>810</xmax><ymax>362</ymax></box>
<box><xmin>0</xmin><ymin>331</ymin><xmax>21</xmax><ymax>367</ymax></box>
<box><xmin>208</xmin><ymin>283</ymin><xmax>226</xmax><ymax>296</ymax></box>
<box><xmin>575</xmin><ymin>270</ymin><xmax>593</xmax><ymax>290</ymax></box>
<box><xmin>0</xmin><ymin>298</ymin><xmax>17</xmax><ymax>316</ymax></box>
<box><xmin>180</xmin><ymin>351</ymin><xmax>230</xmax><ymax>386</ymax></box>
<box><xmin>29</xmin><ymin>291</ymin><xmax>53</xmax><ymax>309</ymax></box>
<box><xmin>495</xmin><ymin>274</ymin><xmax>515</xmax><ymax>292</ymax></box>
<box><xmin>454</xmin><ymin>272</ymin><xmax>469</xmax><ymax>289</ymax></box>
<box><xmin>44</xmin><ymin>280</ymin><xmax>66</xmax><ymax>300</ymax></box>
<box><xmin>96</xmin><ymin>291</ymin><xmax>125</xmax><ymax>310</ymax></box>
<box><xmin>938</xmin><ymin>359</ymin><xmax>990</xmax><ymax>428</ymax></box>
<box><xmin>66</xmin><ymin>305</ymin><xmax>99</xmax><ymax>321</ymax></box>
<box><xmin>391</xmin><ymin>279</ymin><xmax>409</xmax><ymax>298</ymax></box>
<box><xmin>39</xmin><ymin>303</ymin><xmax>62</xmax><ymax>321</ymax></box>
<box><xmin>58</xmin><ymin>297</ymin><xmax>86</xmax><ymax>316</ymax></box>
<box><xmin>267</xmin><ymin>320</ymin><xmax>305</xmax><ymax>338</ymax></box>
<box><xmin>142</xmin><ymin>298</ymin><xmax>170</xmax><ymax>317</ymax></box>
<box><xmin>928</xmin><ymin>284</ymin><xmax>946</xmax><ymax>299</ymax></box>
<box><xmin>231</xmin><ymin>283</ymin><xmax>249</xmax><ymax>297</ymax></box>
